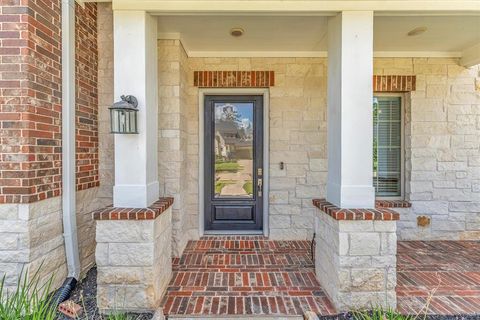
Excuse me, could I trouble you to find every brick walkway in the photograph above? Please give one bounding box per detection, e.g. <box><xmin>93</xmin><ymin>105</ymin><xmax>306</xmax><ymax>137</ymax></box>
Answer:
<box><xmin>161</xmin><ymin>236</ymin><xmax>336</xmax><ymax>317</ymax></box>
<box><xmin>397</xmin><ymin>241</ymin><xmax>480</xmax><ymax>315</ymax></box>
<box><xmin>162</xmin><ymin>238</ymin><xmax>480</xmax><ymax>317</ymax></box>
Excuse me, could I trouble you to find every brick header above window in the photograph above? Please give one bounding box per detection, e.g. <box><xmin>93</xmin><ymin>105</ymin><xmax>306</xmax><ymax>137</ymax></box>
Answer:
<box><xmin>373</xmin><ymin>75</ymin><xmax>416</xmax><ymax>92</ymax></box>
<box><xmin>193</xmin><ymin>72</ymin><xmax>413</xmax><ymax>92</ymax></box>
<box><xmin>194</xmin><ymin>71</ymin><xmax>274</xmax><ymax>88</ymax></box>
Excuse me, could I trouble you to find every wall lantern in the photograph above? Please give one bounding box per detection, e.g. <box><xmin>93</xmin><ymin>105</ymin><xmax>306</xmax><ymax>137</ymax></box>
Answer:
<box><xmin>109</xmin><ymin>95</ymin><xmax>138</xmax><ymax>134</ymax></box>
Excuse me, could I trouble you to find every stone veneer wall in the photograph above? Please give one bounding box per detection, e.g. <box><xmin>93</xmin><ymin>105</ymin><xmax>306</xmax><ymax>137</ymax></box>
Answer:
<box><xmin>158</xmin><ymin>40</ymin><xmax>191</xmax><ymax>256</ymax></box>
<box><xmin>0</xmin><ymin>188</ymin><xmax>110</xmax><ymax>292</ymax></box>
<box><xmin>97</xmin><ymin>3</ymin><xmax>114</xmax><ymax>202</ymax></box>
<box><xmin>186</xmin><ymin>57</ymin><xmax>328</xmax><ymax>240</ymax></box>
<box><xmin>374</xmin><ymin>58</ymin><xmax>480</xmax><ymax>240</ymax></box>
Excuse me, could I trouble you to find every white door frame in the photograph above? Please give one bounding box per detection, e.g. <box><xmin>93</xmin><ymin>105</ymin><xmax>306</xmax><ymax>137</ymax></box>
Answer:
<box><xmin>198</xmin><ymin>88</ymin><xmax>270</xmax><ymax>237</ymax></box>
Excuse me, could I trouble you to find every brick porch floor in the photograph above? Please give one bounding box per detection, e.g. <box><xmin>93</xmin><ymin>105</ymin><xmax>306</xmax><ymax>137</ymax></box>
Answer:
<box><xmin>397</xmin><ymin>240</ymin><xmax>480</xmax><ymax>315</ymax></box>
<box><xmin>161</xmin><ymin>237</ymin><xmax>480</xmax><ymax>317</ymax></box>
<box><xmin>161</xmin><ymin>236</ymin><xmax>336</xmax><ymax>317</ymax></box>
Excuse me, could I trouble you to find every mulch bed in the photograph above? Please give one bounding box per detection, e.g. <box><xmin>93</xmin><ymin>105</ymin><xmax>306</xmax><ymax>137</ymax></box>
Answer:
<box><xmin>56</xmin><ymin>267</ymin><xmax>153</xmax><ymax>320</ymax></box>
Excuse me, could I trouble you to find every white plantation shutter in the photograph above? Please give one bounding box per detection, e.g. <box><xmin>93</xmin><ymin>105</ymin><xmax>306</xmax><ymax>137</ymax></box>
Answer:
<box><xmin>373</xmin><ymin>96</ymin><xmax>402</xmax><ymax>197</ymax></box>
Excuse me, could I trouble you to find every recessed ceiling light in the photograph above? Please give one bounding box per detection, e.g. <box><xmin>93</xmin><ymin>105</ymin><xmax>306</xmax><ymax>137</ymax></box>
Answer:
<box><xmin>407</xmin><ymin>26</ymin><xmax>427</xmax><ymax>36</ymax></box>
<box><xmin>230</xmin><ymin>28</ymin><xmax>244</xmax><ymax>37</ymax></box>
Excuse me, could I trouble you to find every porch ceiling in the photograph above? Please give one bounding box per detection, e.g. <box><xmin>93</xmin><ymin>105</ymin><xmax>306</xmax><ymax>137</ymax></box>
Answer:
<box><xmin>157</xmin><ymin>15</ymin><xmax>480</xmax><ymax>59</ymax></box>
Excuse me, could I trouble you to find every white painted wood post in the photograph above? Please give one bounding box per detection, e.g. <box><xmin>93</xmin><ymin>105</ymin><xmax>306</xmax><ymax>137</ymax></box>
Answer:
<box><xmin>113</xmin><ymin>11</ymin><xmax>159</xmax><ymax>208</ymax></box>
<box><xmin>326</xmin><ymin>11</ymin><xmax>375</xmax><ymax>209</ymax></box>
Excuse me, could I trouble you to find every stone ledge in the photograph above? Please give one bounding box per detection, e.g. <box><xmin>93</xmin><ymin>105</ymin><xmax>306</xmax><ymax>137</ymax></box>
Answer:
<box><xmin>375</xmin><ymin>200</ymin><xmax>411</xmax><ymax>208</ymax></box>
<box><xmin>92</xmin><ymin>197</ymin><xmax>174</xmax><ymax>220</ymax></box>
<box><xmin>312</xmin><ymin>199</ymin><xmax>400</xmax><ymax>221</ymax></box>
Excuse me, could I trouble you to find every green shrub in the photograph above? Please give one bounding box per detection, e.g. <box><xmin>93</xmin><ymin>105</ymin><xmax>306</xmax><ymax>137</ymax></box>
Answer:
<box><xmin>215</xmin><ymin>162</ymin><xmax>242</xmax><ymax>172</ymax></box>
<box><xmin>243</xmin><ymin>181</ymin><xmax>253</xmax><ymax>195</ymax></box>
<box><xmin>215</xmin><ymin>180</ymin><xmax>236</xmax><ymax>193</ymax></box>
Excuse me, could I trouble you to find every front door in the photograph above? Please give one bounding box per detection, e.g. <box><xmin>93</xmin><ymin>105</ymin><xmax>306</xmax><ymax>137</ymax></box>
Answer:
<box><xmin>204</xmin><ymin>95</ymin><xmax>264</xmax><ymax>231</ymax></box>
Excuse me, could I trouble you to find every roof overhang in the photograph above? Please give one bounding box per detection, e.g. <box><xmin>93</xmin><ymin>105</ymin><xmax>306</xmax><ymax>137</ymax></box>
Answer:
<box><xmin>107</xmin><ymin>1</ymin><xmax>480</xmax><ymax>13</ymax></box>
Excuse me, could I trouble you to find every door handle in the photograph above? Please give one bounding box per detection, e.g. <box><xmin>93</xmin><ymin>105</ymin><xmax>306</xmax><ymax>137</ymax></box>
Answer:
<box><xmin>257</xmin><ymin>178</ymin><xmax>263</xmax><ymax>197</ymax></box>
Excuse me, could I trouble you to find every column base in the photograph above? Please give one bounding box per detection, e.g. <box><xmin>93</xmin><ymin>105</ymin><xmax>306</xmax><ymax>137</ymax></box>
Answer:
<box><xmin>327</xmin><ymin>182</ymin><xmax>375</xmax><ymax>209</ymax></box>
<box><xmin>313</xmin><ymin>199</ymin><xmax>398</xmax><ymax>311</ymax></box>
<box><xmin>113</xmin><ymin>181</ymin><xmax>160</xmax><ymax>208</ymax></box>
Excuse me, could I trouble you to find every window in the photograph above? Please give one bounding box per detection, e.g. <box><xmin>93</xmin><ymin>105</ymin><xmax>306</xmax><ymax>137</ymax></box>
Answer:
<box><xmin>373</xmin><ymin>96</ymin><xmax>403</xmax><ymax>198</ymax></box>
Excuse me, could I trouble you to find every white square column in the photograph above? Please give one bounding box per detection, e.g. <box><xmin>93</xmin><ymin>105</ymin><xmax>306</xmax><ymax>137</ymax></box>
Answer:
<box><xmin>113</xmin><ymin>11</ymin><xmax>159</xmax><ymax>208</ymax></box>
<box><xmin>327</xmin><ymin>11</ymin><xmax>375</xmax><ymax>209</ymax></box>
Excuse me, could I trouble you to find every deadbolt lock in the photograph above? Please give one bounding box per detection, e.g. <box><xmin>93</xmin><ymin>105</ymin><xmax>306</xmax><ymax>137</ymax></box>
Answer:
<box><xmin>257</xmin><ymin>168</ymin><xmax>263</xmax><ymax>176</ymax></box>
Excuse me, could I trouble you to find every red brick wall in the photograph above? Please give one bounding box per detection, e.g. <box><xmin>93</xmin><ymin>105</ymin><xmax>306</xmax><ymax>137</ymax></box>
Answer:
<box><xmin>75</xmin><ymin>3</ymin><xmax>98</xmax><ymax>191</ymax></box>
<box><xmin>0</xmin><ymin>1</ymin><xmax>99</xmax><ymax>203</ymax></box>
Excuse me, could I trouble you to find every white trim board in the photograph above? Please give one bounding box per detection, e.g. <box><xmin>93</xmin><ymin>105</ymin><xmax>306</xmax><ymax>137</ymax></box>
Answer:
<box><xmin>156</xmin><ymin>37</ymin><xmax>463</xmax><ymax>58</ymax></box>
<box><xmin>198</xmin><ymin>88</ymin><xmax>270</xmax><ymax>237</ymax></box>
<box><xmin>187</xmin><ymin>50</ymin><xmax>462</xmax><ymax>58</ymax></box>
<box><xmin>114</xmin><ymin>1</ymin><xmax>480</xmax><ymax>12</ymax></box>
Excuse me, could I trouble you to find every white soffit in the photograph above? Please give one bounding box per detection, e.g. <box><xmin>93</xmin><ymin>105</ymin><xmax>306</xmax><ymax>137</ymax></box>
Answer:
<box><xmin>157</xmin><ymin>15</ymin><xmax>480</xmax><ymax>58</ymax></box>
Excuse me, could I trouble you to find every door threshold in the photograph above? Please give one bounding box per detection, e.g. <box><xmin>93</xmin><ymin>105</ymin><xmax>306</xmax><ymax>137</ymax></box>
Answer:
<box><xmin>203</xmin><ymin>230</ymin><xmax>264</xmax><ymax>235</ymax></box>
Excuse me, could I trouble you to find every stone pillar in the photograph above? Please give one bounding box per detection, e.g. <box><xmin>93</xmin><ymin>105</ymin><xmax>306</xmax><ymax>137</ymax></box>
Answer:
<box><xmin>113</xmin><ymin>11</ymin><xmax>159</xmax><ymax>208</ymax></box>
<box><xmin>95</xmin><ymin>198</ymin><xmax>173</xmax><ymax>313</ymax></box>
<box><xmin>313</xmin><ymin>199</ymin><xmax>398</xmax><ymax>311</ymax></box>
<box><xmin>326</xmin><ymin>11</ymin><xmax>375</xmax><ymax>208</ymax></box>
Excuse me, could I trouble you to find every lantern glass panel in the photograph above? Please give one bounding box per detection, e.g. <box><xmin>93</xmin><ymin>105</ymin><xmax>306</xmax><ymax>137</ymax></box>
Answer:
<box><xmin>110</xmin><ymin>108</ymin><xmax>138</xmax><ymax>134</ymax></box>
<box><xmin>129</xmin><ymin>110</ymin><xmax>137</xmax><ymax>133</ymax></box>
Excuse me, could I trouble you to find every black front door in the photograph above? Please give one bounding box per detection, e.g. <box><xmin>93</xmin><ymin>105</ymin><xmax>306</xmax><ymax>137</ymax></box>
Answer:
<box><xmin>204</xmin><ymin>95</ymin><xmax>264</xmax><ymax>231</ymax></box>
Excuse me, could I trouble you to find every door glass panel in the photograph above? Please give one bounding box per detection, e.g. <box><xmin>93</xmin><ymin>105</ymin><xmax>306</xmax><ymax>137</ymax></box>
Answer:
<box><xmin>214</xmin><ymin>102</ymin><xmax>254</xmax><ymax>198</ymax></box>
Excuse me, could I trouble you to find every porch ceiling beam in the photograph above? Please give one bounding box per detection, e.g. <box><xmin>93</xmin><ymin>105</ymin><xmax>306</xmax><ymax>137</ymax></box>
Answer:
<box><xmin>111</xmin><ymin>1</ymin><xmax>480</xmax><ymax>13</ymax></box>
<box><xmin>460</xmin><ymin>43</ymin><xmax>480</xmax><ymax>68</ymax></box>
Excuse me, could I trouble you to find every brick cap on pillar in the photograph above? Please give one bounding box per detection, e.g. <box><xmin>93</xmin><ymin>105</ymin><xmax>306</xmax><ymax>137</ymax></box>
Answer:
<box><xmin>92</xmin><ymin>197</ymin><xmax>174</xmax><ymax>220</ymax></box>
<box><xmin>312</xmin><ymin>198</ymin><xmax>400</xmax><ymax>221</ymax></box>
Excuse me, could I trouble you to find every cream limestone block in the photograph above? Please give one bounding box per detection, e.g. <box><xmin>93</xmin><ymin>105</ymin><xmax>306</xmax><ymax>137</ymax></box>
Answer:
<box><xmin>0</xmin><ymin>204</ymin><xmax>18</xmax><ymax>220</ymax></box>
<box><xmin>350</xmin><ymin>269</ymin><xmax>386</xmax><ymax>291</ymax></box>
<box><xmin>96</xmin><ymin>220</ymin><xmax>154</xmax><ymax>243</ymax></box>
<box><xmin>349</xmin><ymin>233</ymin><xmax>380</xmax><ymax>256</ymax></box>
<box><xmin>108</xmin><ymin>243</ymin><xmax>154</xmax><ymax>266</ymax></box>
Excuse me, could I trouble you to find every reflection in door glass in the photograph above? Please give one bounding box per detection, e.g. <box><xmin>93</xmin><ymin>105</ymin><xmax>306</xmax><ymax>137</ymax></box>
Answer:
<box><xmin>214</xmin><ymin>103</ymin><xmax>254</xmax><ymax>198</ymax></box>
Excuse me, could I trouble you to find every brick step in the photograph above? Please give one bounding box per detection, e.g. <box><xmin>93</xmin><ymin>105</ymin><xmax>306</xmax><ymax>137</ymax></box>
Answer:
<box><xmin>169</xmin><ymin>271</ymin><xmax>321</xmax><ymax>289</ymax></box>
<box><xmin>173</xmin><ymin>252</ymin><xmax>314</xmax><ymax>270</ymax></box>
<box><xmin>162</xmin><ymin>238</ymin><xmax>335</xmax><ymax>317</ymax></box>
<box><xmin>162</xmin><ymin>295</ymin><xmax>335</xmax><ymax>316</ymax></box>
<box><xmin>183</xmin><ymin>239</ymin><xmax>313</xmax><ymax>254</ymax></box>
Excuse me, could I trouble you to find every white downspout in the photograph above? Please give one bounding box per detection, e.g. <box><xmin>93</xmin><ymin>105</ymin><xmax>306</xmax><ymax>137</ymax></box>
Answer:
<box><xmin>61</xmin><ymin>0</ymin><xmax>81</xmax><ymax>279</ymax></box>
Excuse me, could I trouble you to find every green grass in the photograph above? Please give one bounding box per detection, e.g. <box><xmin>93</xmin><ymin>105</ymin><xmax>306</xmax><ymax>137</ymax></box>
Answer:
<box><xmin>106</xmin><ymin>313</ymin><xmax>134</xmax><ymax>320</ymax></box>
<box><xmin>0</xmin><ymin>267</ymin><xmax>57</xmax><ymax>320</ymax></box>
<box><xmin>215</xmin><ymin>180</ymin><xmax>236</xmax><ymax>194</ymax></box>
<box><xmin>0</xmin><ymin>265</ymin><xmax>142</xmax><ymax>320</ymax></box>
<box><xmin>215</xmin><ymin>162</ymin><xmax>243</xmax><ymax>172</ymax></box>
<box><xmin>352</xmin><ymin>307</ymin><xmax>415</xmax><ymax>320</ymax></box>
<box><xmin>243</xmin><ymin>181</ymin><xmax>253</xmax><ymax>195</ymax></box>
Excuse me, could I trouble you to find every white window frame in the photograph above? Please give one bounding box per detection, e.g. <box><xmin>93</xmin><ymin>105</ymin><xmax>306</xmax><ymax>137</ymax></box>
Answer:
<box><xmin>373</xmin><ymin>93</ymin><xmax>405</xmax><ymax>200</ymax></box>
